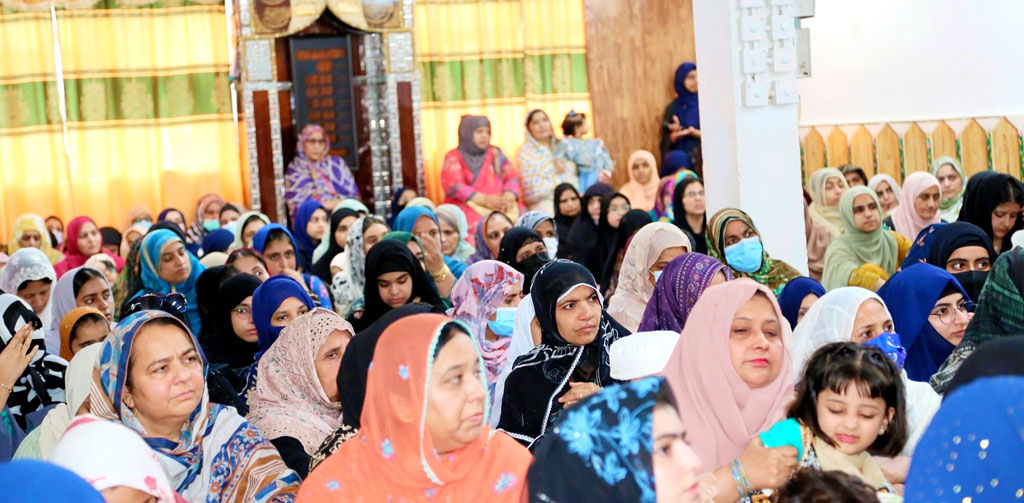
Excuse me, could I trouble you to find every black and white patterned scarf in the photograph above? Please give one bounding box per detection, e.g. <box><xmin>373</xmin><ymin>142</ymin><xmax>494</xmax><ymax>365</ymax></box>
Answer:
<box><xmin>0</xmin><ymin>294</ymin><xmax>66</xmax><ymax>426</ymax></box>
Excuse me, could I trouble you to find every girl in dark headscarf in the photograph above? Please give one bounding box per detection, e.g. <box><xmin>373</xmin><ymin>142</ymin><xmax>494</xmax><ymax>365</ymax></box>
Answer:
<box><xmin>202</xmin><ymin>273</ymin><xmax>262</xmax><ymax>414</ymax></box>
<box><xmin>553</xmin><ymin>183</ymin><xmax>582</xmax><ymax>257</ymax></box>
<box><xmin>777</xmin><ymin>276</ymin><xmax>826</xmax><ymax>330</ymax></box>
<box><xmin>566</xmin><ymin>190</ymin><xmax>629</xmax><ymax>286</ymax></box>
<box><xmin>353</xmin><ymin>239</ymin><xmax>444</xmax><ymax>332</ymax></box>
<box><xmin>900</xmin><ymin>221</ymin><xmax>996</xmax><ymax>301</ymax></box>
<box><xmin>957</xmin><ymin>171</ymin><xmax>1024</xmax><ymax>254</ymax></box>
<box><xmin>497</xmin><ymin>260</ymin><xmax>630</xmax><ymax>448</ymax></box>
<box><xmin>311</xmin><ymin>208</ymin><xmax>360</xmax><ymax>285</ymax></box>
<box><xmin>441</xmin><ymin>115</ymin><xmax>522</xmax><ymax>231</ymax></box>
<box><xmin>673</xmin><ymin>177</ymin><xmax>709</xmax><ymax>254</ymax></box>
<box><xmin>497</xmin><ymin>227</ymin><xmax>550</xmax><ymax>295</ymax></box>
<box><xmin>660</xmin><ymin>62</ymin><xmax>701</xmax><ymax>169</ymax></box>
<box><xmin>290</xmin><ymin>199</ymin><xmax>328</xmax><ymax>271</ymax></box>
<box><xmin>251</xmin><ymin>224</ymin><xmax>332</xmax><ymax>310</ymax></box>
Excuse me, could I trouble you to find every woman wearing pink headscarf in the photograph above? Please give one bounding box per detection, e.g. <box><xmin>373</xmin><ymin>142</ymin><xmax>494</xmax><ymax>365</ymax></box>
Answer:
<box><xmin>885</xmin><ymin>172</ymin><xmax>941</xmax><ymax>241</ymax></box>
<box><xmin>662</xmin><ymin>278</ymin><xmax>798</xmax><ymax>501</ymax></box>
<box><xmin>618</xmin><ymin>150</ymin><xmax>662</xmax><ymax>213</ymax></box>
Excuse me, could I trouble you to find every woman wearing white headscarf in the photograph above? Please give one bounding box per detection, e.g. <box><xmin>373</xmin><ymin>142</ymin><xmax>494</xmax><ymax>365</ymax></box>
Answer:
<box><xmin>791</xmin><ymin>287</ymin><xmax>939</xmax><ymax>455</ymax></box>
<box><xmin>0</xmin><ymin>248</ymin><xmax>57</xmax><ymax>331</ymax></box>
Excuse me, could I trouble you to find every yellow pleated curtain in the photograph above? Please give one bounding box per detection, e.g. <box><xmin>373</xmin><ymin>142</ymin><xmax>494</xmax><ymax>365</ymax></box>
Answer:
<box><xmin>415</xmin><ymin>0</ymin><xmax>593</xmax><ymax>203</ymax></box>
<box><xmin>0</xmin><ymin>0</ymin><xmax>243</xmax><ymax>240</ymax></box>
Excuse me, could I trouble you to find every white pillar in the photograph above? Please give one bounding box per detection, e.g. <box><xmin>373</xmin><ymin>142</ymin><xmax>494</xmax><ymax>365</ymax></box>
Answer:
<box><xmin>692</xmin><ymin>0</ymin><xmax>809</xmax><ymax>275</ymax></box>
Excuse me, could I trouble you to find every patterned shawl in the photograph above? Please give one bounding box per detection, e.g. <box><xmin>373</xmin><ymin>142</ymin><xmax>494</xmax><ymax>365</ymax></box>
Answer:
<box><xmin>448</xmin><ymin>260</ymin><xmax>524</xmax><ymax>385</ymax></box>
<box><xmin>0</xmin><ymin>294</ymin><xmax>66</xmax><ymax>427</ymax></box>
<box><xmin>637</xmin><ymin>252</ymin><xmax>733</xmax><ymax>333</ymax></box>
<box><xmin>607</xmin><ymin>223</ymin><xmax>693</xmax><ymax>332</ymax></box>
<box><xmin>706</xmin><ymin>208</ymin><xmax>801</xmax><ymax>296</ymax></box>
<box><xmin>247</xmin><ymin>308</ymin><xmax>354</xmax><ymax>455</ymax></box>
<box><xmin>89</xmin><ymin>310</ymin><xmax>300</xmax><ymax>502</ymax></box>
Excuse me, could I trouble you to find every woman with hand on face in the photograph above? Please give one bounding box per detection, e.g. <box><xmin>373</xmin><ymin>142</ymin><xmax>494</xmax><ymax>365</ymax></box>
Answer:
<box><xmin>706</xmin><ymin>208</ymin><xmax>801</xmax><ymax>296</ymax></box>
<box><xmin>436</xmin><ymin>204</ymin><xmax>475</xmax><ymax>265</ymax></box>
<box><xmin>497</xmin><ymin>260</ymin><xmax>630</xmax><ymax>448</ymax></box>
<box><xmin>607</xmin><ymin>223</ymin><xmax>693</xmax><ymax>332</ymax></box>
<box><xmin>469</xmin><ymin>210</ymin><xmax>514</xmax><ymax>264</ymax></box>
<box><xmin>956</xmin><ymin>171</ymin><xmax>1024</xmax><ymax>255</ymax></box>
<box><xmin>54</xmin><ymin>216</ymin><xmax>124</xmax><ymax>279</ymax></box>
<box><xmin>90</xmin><ymin>310</ymin><xmax>300</xmax><ymax>502</ymax></box>
<box><xmin>878</xmin><ymin>263</ymin><xmax>972</xmax><ymax>384</ymax></box>
<box><xmin>885</xmin><ymin>172</ymin><xmax>942</xmax><ymax>241</ymax></box>
<box><xmin>285</xmin><ymin>124</ymin><xmax>360</xmax><ymax>214</ymax></box>
<box><xmin>930</xmin><ymin>157</ymin><xmax>967</xmax><ymax>222</ymax></box>
<box><xmin>251</xmin><ymin>224</ymin><xmax>332</xmax><ymax>310</ymax></box>
<box><xmin>868</xmin><ymin>174</ymin><xmax>902</xmax><ymax>218</ymax></box>
<box><xmin>247</xmin><ymin>308</ymin><xmax>354</xmax><ymax>479</ymax></box>
<box><xmin>0</xmin><ymin>295</ymin><xmax>66</xmax><ymax>435</ymax></box>
<box><xmin>822</xmin><ymin>187</ymin><xmax>911</xmax><ymax>291</ymax></box>
<box><xmin>449</xmin><ymin>260</ymin><xmax>523</xmax><ymax>392</ymax></box>
<box><xmin>806</xmin><ymin>168</ymin><xmax>849</xmax><ymax>236</ymax></box>
<box><xmin>442</xmin><ymin>115</ymin><xmax>523</xmax><ymax>231</ymax></box>
<box><xmin>394</xmin><ymin>206</ymin><xmax>462</xmax><ymax>289</ymax></box>
<box><xmin>518</xmin><ymin>109</ymin><xmax>577</xmax><ymax>214</ymax></box>
<box><xmin>662</xmin><ymin>279</ymin><xmax>797</xmax><ymax>502</ymax></box>
<box><xmin>132</xmin><ymin>229</ymin><xmax>206</xmax><ymax>335</ymax></box>
<box><xmin>299</xmin><ymin>315</ymin><xmax>533</xmax><ymax>502</ymax></box>
<box><xmin>48</xmin><ymin>267</ymin><xmax>113</xmax><ymax>356</ymax></box>
<box><xmin>351</xmin><ymin>239</ymin><xmax>444</xmax><ymax>332</ymax></box>
<box><xmin>528</xmin><ymin>377</ymin><xmax>704</xmax><ymax>503</ymax></box>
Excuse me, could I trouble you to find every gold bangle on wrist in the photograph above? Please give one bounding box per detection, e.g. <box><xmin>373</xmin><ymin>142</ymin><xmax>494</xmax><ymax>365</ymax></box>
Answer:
<box><xmin>430</xmin><ymin>265</ymin><xmax>450</xmax><ymax>282</ymax></box>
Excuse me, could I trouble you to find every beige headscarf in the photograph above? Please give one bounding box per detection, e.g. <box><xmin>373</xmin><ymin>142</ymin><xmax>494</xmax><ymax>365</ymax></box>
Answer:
<box><xmin>807</xmin><ymin>168</ymin><xmax>848</xmax><ymax>236</ymax></box>
<box><xmin>607</xmin><ymin>223</ymin><xmax>693</xmax><ymax>331</ymax></box>
<box><xmin>618</xmin><ymin>150</ymin><xmax>662</xmax><ymax>212</ymax></box>
<box><xmin>35</xmin><ymin>343</ymin><xmax>102</xmax><ymax>458</ymax></box>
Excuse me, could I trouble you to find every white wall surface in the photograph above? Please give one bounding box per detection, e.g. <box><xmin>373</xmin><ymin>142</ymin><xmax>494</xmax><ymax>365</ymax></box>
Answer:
<box><xmin>798</xmin><ymin>0</ymin><xmax>1024</xmax><ymax>125</ymax></box>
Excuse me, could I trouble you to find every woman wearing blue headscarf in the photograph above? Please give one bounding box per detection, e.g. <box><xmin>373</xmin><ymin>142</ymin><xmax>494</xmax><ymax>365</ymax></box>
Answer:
<box><xmin>878</xmin><ymin>263</ymin><xmax>972</xmax><ymax>382</ymax></box>
<box><xmin>135</xmin><ymin>229</ymin><xmax>206</xmax><ymax>335</ymax></box>
<box><xmin>777</xmin><ymin>277</ymin><xmax>826</xmax><ymax>329</ymax></box>
<box><xmin>241</xmin><ymin>275</ymin><xmax>316</xmax><ymax>400</ymax></box>
<box><xmin>251</xmin><ymin>224</ymin><xmax>332</xmax><ymax>311</ymax></box>
<box><xmin>393</xmin><ymin>205</ymin><xmax>463</xmax><ymax>292</ymax></box>
<box><xmin>659</xmin><ymin>62</ymin><xmax>701</xmax><ymax>174</ymax></box>
<box><xmin>290</xmin><ymin>199</ymin><xmax>328</xmax><ymax>270</ymax></box>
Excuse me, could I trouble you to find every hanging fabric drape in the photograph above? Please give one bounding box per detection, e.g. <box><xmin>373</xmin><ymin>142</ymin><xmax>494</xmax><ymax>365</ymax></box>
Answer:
<box><xmin>0</xmin><ymin>0</ymin><xmax>243</xmax><ymax>238</ymax></box>
<box><xmin>415</xmin><ymin>0</ymin><xmax>594</xmax><ymax>202</ymax></box>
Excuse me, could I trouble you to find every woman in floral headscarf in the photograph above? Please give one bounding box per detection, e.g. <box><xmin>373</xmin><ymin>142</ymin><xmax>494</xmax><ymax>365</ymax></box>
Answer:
<box><xmin>285</xmin><ymin>124</ymin><xmax>360</xmax><ymax>214</ymax></box>
<box><xmin>706</xmin><ymin>208</ymin><xmax>801</xmax><ymax>296</ymax></box>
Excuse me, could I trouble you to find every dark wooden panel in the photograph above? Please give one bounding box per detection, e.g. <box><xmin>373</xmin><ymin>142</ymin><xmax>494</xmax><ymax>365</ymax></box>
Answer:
<box><xmin>252</xmin><ymin>90</ymin><xmax>279</xmax><ymax>222</ymax></box>
<box><xmin>397</xmin><ymin>81</ymin><xmax>417</xmax><ymax>191</ymax></box>
<box><xmin>583</xmin><ymin>0</ymin><xmax>695</xmax><ymax>187</ymax></box>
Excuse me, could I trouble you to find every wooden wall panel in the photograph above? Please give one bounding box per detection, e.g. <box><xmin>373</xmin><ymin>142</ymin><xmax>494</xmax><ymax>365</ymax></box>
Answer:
<box><xmin>803</xmin><ymin>128</ymin><xmax>825</xmax><ymax>177</ymax></box>
<box><xmin>826</xmin><ymin>127</ymin><xmax>850</xmax><ymax>166</ymax></box>
<box><xmin>903</xmin><ymin>123</ymin><xmax>928</xmax><ymax>176</ymax></box>
<box><xmin>931</xmin><ymin>122</ymin><xmax>957</xmax><ymax>161</ymax></box>
<box><xmin>960</xmin><ymin>119</ymin><xmax>989</xmax><ymax>177</ymax></box>
<box><xmin>850</xmin><ymin>126</ymin><xmax>875</xmax><ymax>175</ymax></box>
<box><xmin>991</xmin><ymin>118</ymin><xmax>1020</xmax><ymax>177</ymax></box>
<box><xmin>875</xmin><ymin>125</ymin><xmax>900</xmax><ymax>180</ymax></box>
<box><xmin>583</xmin><ymin>0</ymin><xmax>695</xmax><ymax>188</ymax></box>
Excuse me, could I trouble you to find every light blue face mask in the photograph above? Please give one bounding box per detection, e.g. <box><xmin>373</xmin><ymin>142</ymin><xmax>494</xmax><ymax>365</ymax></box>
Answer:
<box><xmin>223</xmin><ymin>220</ymin><xmax>239</xmax><ymax>236</ymax></box>
<box><xmin>202</xmin><ymin>219</ymin><xmax>220</xmax><ymax>232</ymax></box>
<box><xmin>487</xmin><ymin>307</ymin><xmax>517</xmax><ymax>337</ymax></box>
<box><xmin>724</xmin><ymin>237</ymin><xmax>764</xmax><ymax>273</ymax></box>
<box><xmin>653</xmin><ymin>270</ymin><xmax>664</xmax><ymax>283</ymax></box>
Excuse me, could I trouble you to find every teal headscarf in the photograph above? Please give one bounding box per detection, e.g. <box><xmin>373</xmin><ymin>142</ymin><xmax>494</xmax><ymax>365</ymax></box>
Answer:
<box><xmin>138</xmin><ymin>229</ymin><xmax>206</xmax><ymax>334</ymax></box>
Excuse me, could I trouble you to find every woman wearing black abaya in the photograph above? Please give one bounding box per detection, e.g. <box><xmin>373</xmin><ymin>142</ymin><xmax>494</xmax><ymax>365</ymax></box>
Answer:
<box><xmin>566</xmin><ymin>191</ymin><xmax>631</xmax><ymax>288</ymax></box>
<box><xmin>201</xmin><ymin>273</ymin><xmax>262</xmax><ymax>415</ymax></box>
<box><xmin>496</xmin><ymin>260</ymin><xmax>629</xmax><ymax>449</ymax></box>
<box><xmin>553</xmin><ymin>184</ymin><xmax>581</xmax><ymax>258</ymax></box>
<box><xmin>350</xmin><ymin>239</ymin><xmax>444</xmax><ymax>332</ymax></box>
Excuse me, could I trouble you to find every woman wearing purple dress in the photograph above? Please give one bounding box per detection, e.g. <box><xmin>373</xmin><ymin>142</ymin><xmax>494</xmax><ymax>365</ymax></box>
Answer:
<box><xmin>285</xmin><ymin>124</ymin><xmax>360</xmax><ymax>214</ymax></box>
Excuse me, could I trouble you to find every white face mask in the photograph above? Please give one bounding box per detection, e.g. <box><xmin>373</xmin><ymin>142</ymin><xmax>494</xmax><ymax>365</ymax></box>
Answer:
<box><xmin>542</xmin><ymin>237</ymin><xmax>558</xmax><ymax>258</ymax></box>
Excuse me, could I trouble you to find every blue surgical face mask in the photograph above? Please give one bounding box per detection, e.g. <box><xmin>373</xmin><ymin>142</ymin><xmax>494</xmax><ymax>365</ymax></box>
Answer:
<box><xmin>724</xmin><ymin>237</ymin><xmax>764</xmax><ymax>273</ymax></box>
<box><xmin>653</xmin><ymin>270</ymin><xmax>663</xmax><ymax>283</ymax></box>
<box><xmin>223</xmin><ymin>220</ymin><xmax>239</xmax><ymax>236</ymax></box>
<box><xmin>862</xmin><ymin>331</ymin><xmax>907</xmax><ymax>370</ymax></box>
<box><xmin>487</xmin><ymin>307</ymin><xmax>517</xmax><ymax>337</ymax></box>
<box><xmin>202</xmin><ymin>219</ymin><xmax>220</xmax><ymax>231</ymax></box>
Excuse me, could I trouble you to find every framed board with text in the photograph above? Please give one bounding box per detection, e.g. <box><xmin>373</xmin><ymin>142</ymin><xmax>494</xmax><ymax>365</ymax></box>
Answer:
<box><xmin>289</xmin><ymin>36</ymin><xmax>358</xmax><ymax>169</ymax></box>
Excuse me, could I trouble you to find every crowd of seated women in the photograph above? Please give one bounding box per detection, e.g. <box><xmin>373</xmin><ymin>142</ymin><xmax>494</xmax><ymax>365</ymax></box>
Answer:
<box><xmin>2</xmin><ymin>62</ymin><xmax>1024</xmax><ymax>503</ymax></box>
